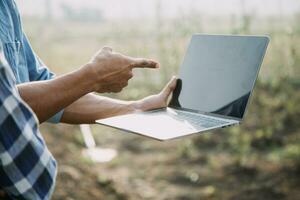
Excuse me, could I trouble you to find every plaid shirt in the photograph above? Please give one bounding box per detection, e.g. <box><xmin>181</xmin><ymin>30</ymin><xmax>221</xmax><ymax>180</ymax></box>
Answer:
<box><xmin>0</xmin><ymin>46</ymin><xmax>57</xmax><ymax>199</ymax></box>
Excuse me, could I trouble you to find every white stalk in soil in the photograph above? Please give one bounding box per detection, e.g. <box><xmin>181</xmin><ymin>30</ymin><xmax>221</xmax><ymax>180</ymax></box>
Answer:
<box><xmin>80</xmin><ymin>124</ymin><xmax>117</xmax><ymax>163</ymax></box>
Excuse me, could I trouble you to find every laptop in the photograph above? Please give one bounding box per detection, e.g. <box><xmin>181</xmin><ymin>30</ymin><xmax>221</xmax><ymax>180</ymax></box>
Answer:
<box><xmin>96</xmin><ymin>34</ymin><xmax>269</xmax><ymax>141</ymax></box>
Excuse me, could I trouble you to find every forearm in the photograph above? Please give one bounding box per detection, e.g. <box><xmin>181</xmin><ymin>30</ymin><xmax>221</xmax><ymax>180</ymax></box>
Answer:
<box><xmin>60</xmin><ymin>93</ymin><xmax>141</xmax><ymax>124</ymax></box>
<box><xmin>17</xmin><ymin>66</ymin><xmax>95</xmax><ymax>123</ymax></box>
<box><xmin>60</xmin><ymin>76</ymin><xmax>178</xmax><ymax>124</ymax></box>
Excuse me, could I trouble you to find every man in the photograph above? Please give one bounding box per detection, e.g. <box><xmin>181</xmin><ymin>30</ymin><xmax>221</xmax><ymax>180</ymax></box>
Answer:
<box><xmin>0</xmin><ymin>0</ymin><xmax>177</xmax><ymax>125</ymax></box>
<box><xmin>0</xmin><ymin>0</ymin><xmax>176</xmax><ymax>199</ymax></box>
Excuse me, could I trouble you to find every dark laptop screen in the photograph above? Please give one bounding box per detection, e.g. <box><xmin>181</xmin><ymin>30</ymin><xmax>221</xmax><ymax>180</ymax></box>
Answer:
<box><xmin>169</xmin><ymin>35</ymin><xmax>269</xmax><ymax>119</ymax></box>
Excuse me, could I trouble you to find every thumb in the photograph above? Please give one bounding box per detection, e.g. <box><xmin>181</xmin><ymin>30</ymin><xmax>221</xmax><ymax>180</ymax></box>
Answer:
<box><xmin>161</xmin><ymin>76</ymin><xmax>177</xmax><ymax>98</ymax></box>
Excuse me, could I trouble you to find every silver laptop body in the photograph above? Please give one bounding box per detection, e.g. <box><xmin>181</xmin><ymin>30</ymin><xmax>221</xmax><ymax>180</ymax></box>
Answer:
<box><xmin>96</xmin><ymin>34</ymin><xmax>269</xmax><ymax>141</ymax></box>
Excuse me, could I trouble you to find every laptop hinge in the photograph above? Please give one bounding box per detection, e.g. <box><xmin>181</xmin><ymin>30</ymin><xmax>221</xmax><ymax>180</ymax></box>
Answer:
<box><xmin>168</xmin><ymin>106</ymin><xmax>241</xmax><ymax>122</ymax></box>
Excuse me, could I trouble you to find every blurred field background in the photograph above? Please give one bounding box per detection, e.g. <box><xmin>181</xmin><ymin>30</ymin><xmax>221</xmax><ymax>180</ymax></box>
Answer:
<box><xmin>17</xmin><ymin>0</ymin><xmax>300</xmax><ymax>199</ymax></box>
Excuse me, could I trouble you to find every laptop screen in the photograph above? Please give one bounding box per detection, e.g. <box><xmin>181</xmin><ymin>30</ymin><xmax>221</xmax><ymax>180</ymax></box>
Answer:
<box><xmin>169</xmin><ymin>34</ymin><xmax>269</xmax><ymax>119</ymax></box>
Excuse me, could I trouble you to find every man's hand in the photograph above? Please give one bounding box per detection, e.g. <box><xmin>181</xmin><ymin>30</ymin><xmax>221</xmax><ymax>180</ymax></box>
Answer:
<box><xmin>86</xmin><ymin>47</ymin><xmax>159</xmax><ymax>93</ymax></box>
<box><xmin>133</xmin><ymin>76</ymin><xmax>178</xmax><ymax>111</ymax></box>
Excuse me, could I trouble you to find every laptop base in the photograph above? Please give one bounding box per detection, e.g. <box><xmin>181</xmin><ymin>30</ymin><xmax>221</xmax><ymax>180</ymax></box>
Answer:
<box><xmin>96</xmin><ymin>108</ymin><xmax>239</xmax><ymax>141</ymax></box>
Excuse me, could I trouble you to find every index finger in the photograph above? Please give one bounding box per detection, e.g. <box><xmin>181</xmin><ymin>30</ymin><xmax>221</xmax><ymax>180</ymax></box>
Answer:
<box><xmin>128</xmin><ymin>58</ymin><xmax>160</xmax><ymax>69</ymax></box>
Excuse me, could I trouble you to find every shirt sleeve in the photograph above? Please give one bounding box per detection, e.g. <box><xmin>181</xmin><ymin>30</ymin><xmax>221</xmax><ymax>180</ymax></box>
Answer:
<box><xmin>0</xmin><ymin>54</ymin><xmax>57</xmax><ymax>200</ymax></box>
<box><xmin>22</xmin><ymin>33</ymin><xmax>54</xmax><ymax>82</ymax></box>
<box><xmin>22</xmin><ymin>33</ymin><xmax>64</xmax><ymax>123</ymax></box>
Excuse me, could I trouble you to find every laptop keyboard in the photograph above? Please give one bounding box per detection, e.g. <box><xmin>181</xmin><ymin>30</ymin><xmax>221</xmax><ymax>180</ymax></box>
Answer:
<box><xmin>154</xmin><ymin>109</ymin><xmax>230</xmax><ymax>129</ymax></box>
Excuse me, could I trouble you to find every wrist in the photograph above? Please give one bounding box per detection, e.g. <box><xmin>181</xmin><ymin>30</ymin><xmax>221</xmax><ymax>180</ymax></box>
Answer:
<box><xmin>130</xmin><ymin>100</ymin><xmax>144</xmax><ymax>112</ymax></box>
<box><xmin>78</xmin><ymin>63</ymin><xmax>99</xmax><ymax>92</ymax></box>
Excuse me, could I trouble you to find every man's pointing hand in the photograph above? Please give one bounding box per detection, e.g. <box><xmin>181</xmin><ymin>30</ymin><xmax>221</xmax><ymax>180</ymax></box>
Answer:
<box><xmin>86</xmin><ymin>47</ymin><xmax>159</xmax><ymax>93</ymax></box>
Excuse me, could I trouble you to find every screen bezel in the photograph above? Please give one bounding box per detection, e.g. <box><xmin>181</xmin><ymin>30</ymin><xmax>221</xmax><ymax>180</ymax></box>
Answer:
<box><xmin>168</xmin><ymin>34</ymin><xmax>270</xmax><ymax>122</ymax></box>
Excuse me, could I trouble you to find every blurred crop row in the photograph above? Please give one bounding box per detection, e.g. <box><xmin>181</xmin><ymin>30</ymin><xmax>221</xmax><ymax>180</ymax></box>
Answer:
<box><xmin>21</xmin><ymin>5</ymin><xmax>300</xmax><ymax>199</ymax></box>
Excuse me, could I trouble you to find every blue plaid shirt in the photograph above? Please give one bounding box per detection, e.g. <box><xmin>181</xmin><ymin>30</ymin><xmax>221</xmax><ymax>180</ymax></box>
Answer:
<box><xmin>0</xmin><ymin>46</ymin><xmax>57</xmax><ymax>199</ymax></box>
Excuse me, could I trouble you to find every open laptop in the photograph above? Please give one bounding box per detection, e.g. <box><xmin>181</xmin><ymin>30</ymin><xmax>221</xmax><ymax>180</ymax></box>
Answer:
<box><xmin>96</xmin><ymin>34</ymin><xmax>269</xmax><ymax>141</ymax></box>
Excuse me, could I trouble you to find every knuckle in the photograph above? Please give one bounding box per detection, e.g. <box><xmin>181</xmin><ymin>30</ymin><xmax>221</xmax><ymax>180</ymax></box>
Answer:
<box><xmin>126</xmin><ymin>63</ymin><xmax>133</xmax><ymax>69</ymax></box>
<box><xmin>113</xmin><ymin>53</ymin><xmax>123</xmax><ymax>60</ymax></box>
